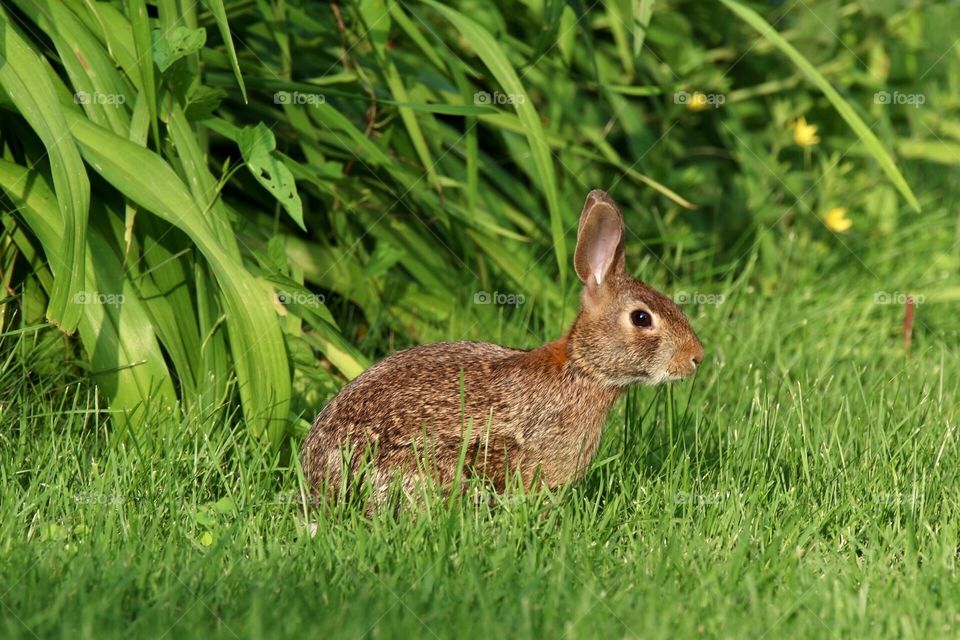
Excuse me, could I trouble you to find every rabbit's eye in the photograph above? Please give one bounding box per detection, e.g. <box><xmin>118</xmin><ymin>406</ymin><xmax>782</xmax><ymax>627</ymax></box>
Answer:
<box><xmin>630</xmin><ymin>309</ymin><xmax>652</xmax><ymax>328</ymax></box>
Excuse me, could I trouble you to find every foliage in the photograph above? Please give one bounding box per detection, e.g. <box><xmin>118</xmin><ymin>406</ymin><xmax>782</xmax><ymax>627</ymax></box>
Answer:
<box><xmin>1</xmin><ymin>0</ymin><xmax>957</xmax><ymax>446</ymax></box>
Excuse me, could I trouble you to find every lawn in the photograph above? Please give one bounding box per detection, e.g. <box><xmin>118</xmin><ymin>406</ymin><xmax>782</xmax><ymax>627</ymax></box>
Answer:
<box><xmin>3</xmin><ymin>196</ymin><xmax>957</xmax><ymax>638</ymax></box>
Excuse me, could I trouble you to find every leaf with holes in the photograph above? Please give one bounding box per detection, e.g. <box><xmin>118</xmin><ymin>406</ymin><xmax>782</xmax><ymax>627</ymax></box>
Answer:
<box><xmin>152</xmin><ymin>26</ymin><xmax>207</xmax><ymax>72</ymax></box>
<box><xmin>238</xmin><ymin>123</ymin><xmax>305</xmax><ymax>231</ymax></box>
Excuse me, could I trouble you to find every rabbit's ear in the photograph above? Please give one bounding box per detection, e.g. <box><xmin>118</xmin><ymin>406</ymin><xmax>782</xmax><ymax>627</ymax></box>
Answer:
<box><xmin>574</xmin><ymin>190</ymin><xmax>626</xmax><ymax>286</ymax></box>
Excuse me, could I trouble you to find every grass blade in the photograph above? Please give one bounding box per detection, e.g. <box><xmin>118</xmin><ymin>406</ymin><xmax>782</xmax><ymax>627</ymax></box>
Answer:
<box><xmin>200</xmin><ymin>0</ymin><xmax>248</xmax><ymax>103</ymax></box>
<box><xmin>427</xmin><ymin>1</ymin><xmax>569</xmax><ymax>287</ymax></box>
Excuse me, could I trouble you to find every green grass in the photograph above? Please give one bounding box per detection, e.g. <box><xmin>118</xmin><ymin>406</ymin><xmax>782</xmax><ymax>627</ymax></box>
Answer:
<box><xmin>3</xmin><ymin>203</ymin><xmax>959</xmax><ymax>639</ymax></box>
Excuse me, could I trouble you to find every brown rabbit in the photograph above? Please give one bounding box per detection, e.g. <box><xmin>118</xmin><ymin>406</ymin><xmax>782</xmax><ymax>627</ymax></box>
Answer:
<box><xmin>301</xmin><ymin>190</ymin><xmax>704</xmax><ymax>504</ymax></box>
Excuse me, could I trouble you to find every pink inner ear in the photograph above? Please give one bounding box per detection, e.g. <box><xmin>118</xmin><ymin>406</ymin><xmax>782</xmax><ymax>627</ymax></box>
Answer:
<box><xmin>589</xmin><ymin>213</ymin><xmax>621</xmax><ymax>285</ymax></box>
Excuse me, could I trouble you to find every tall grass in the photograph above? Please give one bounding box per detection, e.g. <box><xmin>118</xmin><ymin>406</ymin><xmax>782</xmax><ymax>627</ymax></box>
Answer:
<box><xmin>0</xmin><ymin>0</ymin><xmax>949</xmax><ymax>443</ymax></box>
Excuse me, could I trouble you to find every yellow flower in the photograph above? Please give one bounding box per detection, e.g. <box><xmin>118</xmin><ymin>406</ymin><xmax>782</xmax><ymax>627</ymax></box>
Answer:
<box><xmin>688</xmin><ymin>92</ymin><xmax>710</xmax><ymax>112</ymax></box>
<box><xmin>790</xmin><ymin>116</ymin><xmax>820</xmax><ymax>147</ymax></box>
<box><xmin>824</xmin><ymin>207</ymin><xmax>852</xmax><ymax>233</ymax></box>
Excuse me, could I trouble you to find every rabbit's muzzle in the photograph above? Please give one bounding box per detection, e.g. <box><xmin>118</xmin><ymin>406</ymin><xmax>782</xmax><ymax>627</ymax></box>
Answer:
<box><xmin>666</xmin><ymin>339</ymin><xmax>705</xmax><ymax>380</ymax></box>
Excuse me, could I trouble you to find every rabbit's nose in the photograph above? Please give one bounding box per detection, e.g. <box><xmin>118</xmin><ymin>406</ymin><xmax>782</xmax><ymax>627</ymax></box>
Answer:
<box><xmin>690</xmin><ymin>342</ymin><xmax>705</xmax><ymax>368</ymax></box>
<box><xmin>668</xmin><ymin>341</ymin><xmax>704</xmax><ymax>378</ymax></box>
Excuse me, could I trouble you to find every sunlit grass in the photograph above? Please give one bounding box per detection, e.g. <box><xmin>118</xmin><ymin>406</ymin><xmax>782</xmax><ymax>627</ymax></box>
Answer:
<box><xmin>2</xmin><ymin>207</ymin><xmax>958</xmax><ymax>638</ymax></box>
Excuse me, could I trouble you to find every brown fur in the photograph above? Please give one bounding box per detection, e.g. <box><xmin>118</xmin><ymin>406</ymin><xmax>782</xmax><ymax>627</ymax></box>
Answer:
<box><xmin>301</xmin><ymin>190</ymin><xmax>704</xmax><ymax>505</ymax></box>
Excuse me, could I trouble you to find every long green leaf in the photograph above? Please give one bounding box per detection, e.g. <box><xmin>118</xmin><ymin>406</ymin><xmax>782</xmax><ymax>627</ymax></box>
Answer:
<box><xmin>200</xmin><ymin>0</ymin><xmax>248</xmax><ymax>103</ymax></box>
<box><xmin>0</xmin><ymin>11</ymin><xmax>90</xmax><ymax>332</ymax></box>
<box><xmin>64</xmin><ymin>111</ymin><xmax>291</xmax><ymax>444</ymax></box>
<box><xmin>0</xmin><ymin>159</ymin><xmax>176</xmax><ymax>418</ymax></box>
<box><xmin>15</xmin><ymin>0</ymin><xmax>131</xmax><ymax>134</ymax></box>
<box><xmin>125</xmin><ymin>0</ymin><xmax>159</xmax><ymax>146</ymax></box>
<box><xmin>427</xmin><ymin>1</ymin><xmax>569</xmax><ymax>287</ymax></box>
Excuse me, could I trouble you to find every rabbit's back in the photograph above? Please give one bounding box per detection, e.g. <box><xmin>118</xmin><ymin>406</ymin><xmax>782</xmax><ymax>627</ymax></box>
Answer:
<box><xmin>301</xmin><ymin>341</ymin><xmax>526</xmax><ymax>497</ymax></box>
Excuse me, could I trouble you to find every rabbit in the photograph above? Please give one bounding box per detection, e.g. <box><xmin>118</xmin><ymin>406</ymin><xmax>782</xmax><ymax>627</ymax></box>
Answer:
<box><xmin>301</xmin><ymin>189</ymin><xmax>704</xmax><ymax>506</ymax></box>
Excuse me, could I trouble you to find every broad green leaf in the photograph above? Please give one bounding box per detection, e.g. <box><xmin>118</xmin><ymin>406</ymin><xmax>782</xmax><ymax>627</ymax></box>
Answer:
<box><xmin>211</xmin><ymin>497</ymin><xmax>236</xmax><ymax>514</ymax></box>
<box><xmin>152</xmin><ymin>26</ymin><xmax>207</xmax><ymax>72</ymax></box>
<box><xmin>167</xmin><ymin>103</ymin><xmax>239</xmax><ymax>251</ymax></box>
<box><xmin>237</xmin><ymin>123</ymin><xmax>305</xmax><ymax>231</ymax></box>
<box><xmin>67</xmin><ymin>0</ymin><xmax>141</xmax><ymax>86</ymax></box>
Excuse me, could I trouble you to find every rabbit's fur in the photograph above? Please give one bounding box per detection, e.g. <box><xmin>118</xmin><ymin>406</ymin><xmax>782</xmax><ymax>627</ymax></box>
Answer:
<box><xmin>302</xmin><ymin>190</ymin><xmax>704</xmax><ymax>504</ymax></box>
